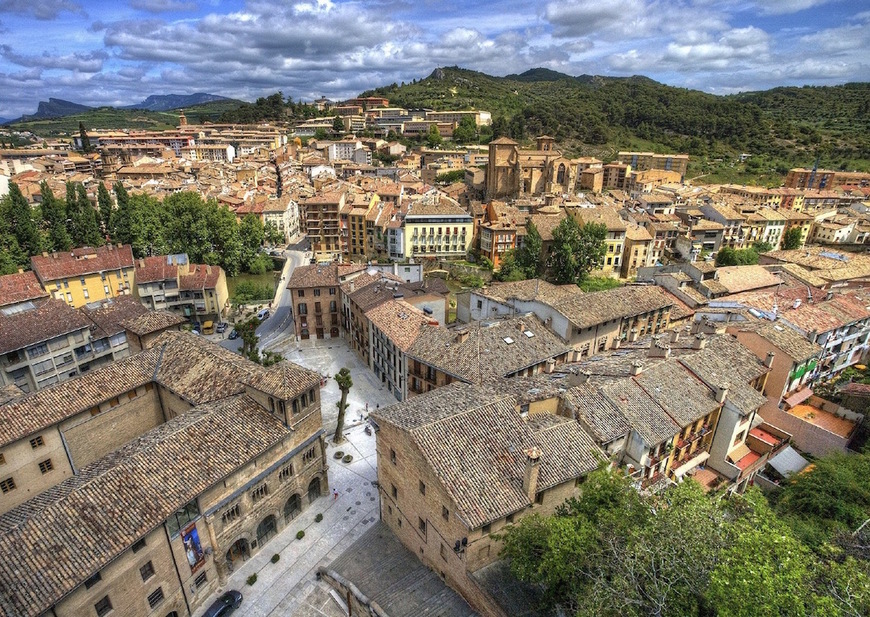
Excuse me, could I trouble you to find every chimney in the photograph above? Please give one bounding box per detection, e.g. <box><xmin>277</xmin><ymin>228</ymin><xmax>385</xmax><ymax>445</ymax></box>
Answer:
<box><xmin>693</xmin><ymin>333</ymin><xmax>707</xmax><ymax>350</ymax></box>
<box><xmin>648</xmin><ymin>340</ymin><xmax>671</xmax><ymax>358</ymax></box>
<box><xmin>349</xmin><ymin>281</ymin><xmax>355</xmax><ymax>293</ymax></box>
<box><xmin>41</xmin><ymin>252</ymin><xmax>48</xmax><ymax>258</ymax></box>
<box><xmin>714</xmin><ymin>382</ymin><xmax>729</xmax><ymax>404</ymax></box>
<box><xmin>671</xmin><ymin>329</ymin><xmax>681</xmax><ymax>343</ymax></box>
<box><xmin>631</xmin><ymin>360</ymin><xmax>644</xmax><ymax>376</ymax></box>
<box><xmin>545</xmin><ymin>358</ymin><xmax>556</xmax><ymax>374</ymax></box>
<box><xmin>521</xmin><ymin>447</ymin><xmax>542</xmax><ymax>502</ymax></box>
<box><xmin>765</xmin><ymin>351</ymin><xmax>775</xmax><ymax>368</ymax></box>
<box><xmin>455</xmin><ymin>328</ymin><xmax>469</xmax><ymax>344</ymax></box>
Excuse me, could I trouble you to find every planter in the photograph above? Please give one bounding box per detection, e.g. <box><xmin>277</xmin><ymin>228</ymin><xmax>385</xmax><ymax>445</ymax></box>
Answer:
<box><xmin>342</xmin><ymin>454</ymin><xmax>353</xmax><ymax>463</ymax></box>
<box><xmin>333</xmin><ymin>451</ymin><xmax>344</xmax><ymax>459</ymax></box>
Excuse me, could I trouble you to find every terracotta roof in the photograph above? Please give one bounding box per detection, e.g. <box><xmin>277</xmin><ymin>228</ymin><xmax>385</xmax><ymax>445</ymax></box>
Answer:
<box><xmin>372</xmin><ymin>384</ymin><xmax>601</xmax><ymax>528</ymax></box>
<box><xmin>287</xmin><ymin>263</ymin><xmax>365</xmax><ymax>290</ymax></box>
<box><xmin>0</xmin><ymin>395</ymin><xmax>291</xmax><ymax>617</ymax></box>
<box><xmin>561</xmin><ymin>382</ymin><xmax>631</xmax><ymax>444</ymax></box>
<box><xmin>80</xmin><ymin>295</ymin><xmax>148</xmax><ymax>339</ymax></box>
<box><xmin>714</xmin><ymin>265</ymin><xmax>782</xmax><ymax>294</ymax></box>
<box><xmin>241</xmin><ymin>362</ymin><xmax>321</xmax><ymax>399</ymax></box>
<box><xmin>178</xmin><ymin>263</ymin><xmax>223</xmax><ymax>290</ymax></box>
<box><xmin>0</xmin><ymin>271</ymin><xmax>48</xmax><ymax>307</ymax></box>
<box><xmin>407</xmin><ymin>316</ymin><xmax>570</xmax><ymax>383</ymax></box>
<box><xmin>31</xmin><ymin>245</ymin><xmax>134</xmax><ymax>282</ymax></box>
<box><xmin>121</xmin><ymin>310</ymin><xmax>187</xmax><ymax>336</ymax></box>
<box><xmin>366</xmin><ymin>299</ymin><xmax>435</xmax><ymax>352</ymax></box>
<box><xmin>0</xmin><ymin>298</ymin><xmax>92</xmax><ymax>356</ymax></box>
<box><xmin>735</xmin><ymin>321</ymin><xmax>821</xmax><ymax>362</ymax></box>
<box><xmin>406</xmin><ymin>201</ymin><xmax>470</xmax><ymax>218</ymax></box>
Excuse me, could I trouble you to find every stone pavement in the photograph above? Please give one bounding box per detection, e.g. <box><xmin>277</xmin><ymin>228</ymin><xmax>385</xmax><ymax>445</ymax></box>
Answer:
<box><xmin>195</xmin><ymin>422</ymin><xmax>382</xmax><ymax>617</ymax></box>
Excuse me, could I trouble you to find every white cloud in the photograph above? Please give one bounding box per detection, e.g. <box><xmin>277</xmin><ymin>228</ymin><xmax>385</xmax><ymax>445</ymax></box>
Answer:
<box><xmin>0</xmin><ymin>46</ymin><xmax>106</xmax><ymax>72</ymax></box>
<box><xmin>0</xmin><ymin>0</ymin><xmax>84</xmax><ymax>20</ymax></box>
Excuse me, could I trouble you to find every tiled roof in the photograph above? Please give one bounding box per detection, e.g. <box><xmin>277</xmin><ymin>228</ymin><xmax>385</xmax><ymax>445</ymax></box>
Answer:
<box><xmin>735</xmin><ymin>321</ymin><xmax>821</xmax><ymax>362</ymax></box>
<box><xmin>178</xmin><ymin>264</ymin><xmax>223</xmax><ymax>291</ymax></box>
<box><xmin>367</xmin><ymin>300</ymin><xmax>435</xmax><ymax>352</ymax></box>
<box><xmin>31</xmin><ymin>245</ymin><xmax>134</xmax><ymax>282</ymax></box>
<box><xmin>561</xmin><ymin>382</ymin><xmax>631</xmax><ymax>444</ymax></box>
<box><xmin>406</xmin><ymin>201</ymin><xmax>470</xmax><ymax>218</ymax></box>
<box><xmin>372</xmin><ymin>385</ymin><xmax>601</xmax><ymax>528</ymax></box>
<box><xmin>574</xmin><ymin>206</ymin><xmax>627</xmax><ymax>231</ymax></box>
<box><xmin>133</xmin><ymin>255</ymin><xmax>180</xmax><ymax>284</ymax></box>
<box><xmin>0</xmin><ymin>271</ymin><xmax>48</xmax><ymax>307</ymax></box>
<box><xmin>241</xmin><ymin>362</ymin><xmax>321</xmax><ymax>399</ymax></box>
<box><xmin>601</xmin><ymin>379</ymin><xmax>679</xmax><ymax>446</ymax></box>
<box><xmin>548</xmin><ymin>285</ymin><xmax>674</xmax><ymax>330</ymax></box>
<box><xmin>287</xmin><ymin>263</ymin><xmax>366</xmax><ymax>290</ymax></box>
<box><xmin>121</xmin><ymin>310</ymin><xmax>186</xmax><ymax>336</ymax></box>
<box><xmin>0</xmin><ymin>395</ymin><xmax>290</xmax><ymax>617</ymax></box>
<box><xmin>714</xmin><ymin>265</ymin><xmax>781</xmax><ymax>294</ymax></box>
<box><xmin>634</xmin><ymin>361</ymin><xmax>718</xmax><ymax>426</ymax></box>
<box><xmin>80</xmin><ymin>295</ymin><xmax>148</xmax><ymax>339</ymax></box>
<box><xmin>407</xmin><ymin>316</ymin><xmax>570</xmax><ymax>383</ymax></box>
<box><xmin>0</xmin><ymin>298</ymin><xmax>92</xmax><ymax>355</ymax></box>
<box><xmin>528</xmin><ymin>211</ymin><xmax>567</xmax><ymax>241</ymax></box>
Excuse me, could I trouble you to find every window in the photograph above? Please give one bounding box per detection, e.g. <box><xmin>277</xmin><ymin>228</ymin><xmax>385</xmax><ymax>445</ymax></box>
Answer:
<box><xmin>30</xmin><ymin>435</ymin><xmax>45</xmax><ymax>449</ymax></box>
<box><xmin>298</xmin><ymin>290</ymin><xmax>305</xmax><ymax>297</ymax></box>
<box><xmin>140</xmin><ymin>561</ymin><xmax>155</xmax><ymax>581</ymax></box>
<box><xmin>329</xmin><ymin>287</ymin><xmax>336</xmax><ymax>295</ymax></box>
<box><xmin>390</xmin><ymin>448</ymin><xmax>397</xmax><ymax>464</ymax></box>
<box><xmin>104</xmin><ymin>285</ymin><xmax>110</xmax><ymax>295</ymax></box>
<box><xmin>66</xmin><ymin>292</ymin><xmax>72</xmax><ymax>302</ymax></box>
<box><xmin>418</xmin><ymin>517</ymin><xmax>427</xmax><ymax>535</ymax></box>
<box><xmin>27</xmin><ymin>343</ymin><xmax>48</xmax><ymax>358</ymax></box>
<box><xmin>0</xmin><ymin>453</ymin><xmax>4</xmax><ymax>465</ymax></box>
<box><xmin>38</xmin><ymin>459</ymin><xmax>53</xmax><ymax>474</ymax></box>
<box><xmin>132</xmin><ymin>538</ymin><xmax>147</xmax><ymax>552</ymax></box>
<box><xmin>442</xmin><ymin>506</ymin><xmax>449</xmax><ymax>521</ymax></box>
<box><xmin>94</xmin><ymin>596</ymin><xmax>112</xmax><ymax>617</ymax></box>
<box><xmin>84</xmin><ymin>572</ymin><xmax>102</xmax><ymax>589</ymax></box>
<box><xmin>733</xmin><ymin>430</ymin><xmax>746</xmax><ymax>446</ymax></box>
<box><xmin>83</xmin><ymin>289</ymin><xmax>90</xmax><ymax>299</ymax></box>
<box><xmin>419</xmin><ymin>480</ymin><xmax>426</xmax><ymax>495</ymax></box>
<box><xmin>482</xmin><ymin>523</ymin><xmax>491</xmax><ymax>534</ymax></box>
<box><xmin>251</xmin><ymin>483</ymin><xmax>269</xmax><ymax>503</ymax></box>
<box><xmin>0</xmin><ymin>477</ymin><xmax>14</xmax><ymax>493</ymax></box>
<box><xmin>147</xmin><ymin>587</ymin><xmax>164</xmax><ymax>609</ymax></box>
<box><xmin>222</xmin><ymin>503</ymin><xmax>241</xmax><ymax>526</ymax></box>
<box><xmin>166</xmin><ymin>500</ymin><xmax>200</xmax><ymax>537</ymax></box>
<box><xmin>194</xmin><ymin>572</ymin><xmax>208</xmax><ymax>589</ymax></box>
<box><xmin>279</xmin><ymin>464</ymin><xmax>293</xmax><ymax>481</ymax></box>
<box><xmin>314</xmin><ymin>288</ymin><xmax>321</xmax><ymax>297</ymax></box>
<box><xmin>391</xmin><ymin>484</ymin><xmax>398</xmax><ymax>499</ymax></box>
<box><xmin>63</xmin><ymin>279</ymin><xmax>69</xmax><ymax>288</ymax></box>
<box><xmin>440</xmin><ymin>543</ymin><xmax>448</xmax><ymax>561</ymax></box>
<box><xmin>535</xmin><ymin>491</ymin><xmax>544</xmax><ymax>505</ymax></box>
<box><xmin>302</xmin><ymin>446</ymin><xmax>316</xmax><ymax>463</ymax></box>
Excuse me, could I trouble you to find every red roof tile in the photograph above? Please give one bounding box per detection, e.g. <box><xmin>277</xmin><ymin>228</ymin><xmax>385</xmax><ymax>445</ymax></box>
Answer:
<box><xmin>0</xmin><ymin>271</ymin><xmax>48</xmax><ymax>307</ymax></box>
<box><xmin>31</xmin><ymin>245</ymin><xmax>134</xmax><ymax>282</ymax></box>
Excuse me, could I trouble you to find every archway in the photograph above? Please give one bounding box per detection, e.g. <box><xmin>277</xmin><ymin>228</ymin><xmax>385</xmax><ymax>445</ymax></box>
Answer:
<box><xmin>284</xmin><ymin>494</ymin><xmax>301</xmax><ymax>520</ymax></box>
<box><xmin>557</xmin><ymin>163</ymin><xmax>566</xmax><ymax>185</ymax></box>
<box><xmin>225</xmin><ymin>538</ymin><xmax>249</xmax><ymax>569</ymax></box>
<box><xmin>307</xmin><ymin>477</ymin><xmax>322</xmax><ymax>504</ymax></box>
<box><xmin>257</xmin><ymin>515</ymin><xmax>277</xmax><ymax>545</ymax></box>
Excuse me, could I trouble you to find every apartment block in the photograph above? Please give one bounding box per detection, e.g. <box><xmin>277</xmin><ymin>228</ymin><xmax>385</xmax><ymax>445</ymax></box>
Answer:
<box><xmin>31</xmin><ymin>244</ymin><xmax>135</xmax><ymax>308</ymax></box>
<box><xmin>134</xmin><ymin>254</ymin><xmax>228</xmax><ymax>323</ymax></box>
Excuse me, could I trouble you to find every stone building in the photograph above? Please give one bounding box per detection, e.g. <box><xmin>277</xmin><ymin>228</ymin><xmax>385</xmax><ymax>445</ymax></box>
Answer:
<box><xmin>486</xmin><ymin>136</ymin><xmax>581</xmax><ymax>199</ymax></box>
<box><xmin>0</xmin><ymin>331</ymin><xmax>328</xmax><ymax>617</ymax></box>
<box><xmin>287</xmin><ymin>263</ymin><xmax>366</xmax><ymax>340</ymax></box>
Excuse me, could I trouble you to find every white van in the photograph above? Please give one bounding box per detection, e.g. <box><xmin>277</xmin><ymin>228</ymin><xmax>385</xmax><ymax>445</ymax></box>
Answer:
<box><xmin>257</xmin><ymin>308</ymin><xmax>270</xmax><ymax>321</ymax></box>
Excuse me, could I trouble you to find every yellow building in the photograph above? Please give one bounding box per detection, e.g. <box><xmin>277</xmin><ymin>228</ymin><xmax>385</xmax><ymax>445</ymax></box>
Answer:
<box><xmin>31</xmin><ymin>244</ymin><xmax>135</xmax><ymax>308</ymax></box>
<box><xmin>403</xmin><ymin>200</ymin><xmax>473</xmax><ymax>259</ymax></box>
<box><xmin>572</xmin><ymin>207</ymin><xmax>627</xmax><ymax>277</ymax></box>
<box><xmin>617</xmin><ymin>151</ymin><xmax>689</xmax><ymax>180</ymax></box>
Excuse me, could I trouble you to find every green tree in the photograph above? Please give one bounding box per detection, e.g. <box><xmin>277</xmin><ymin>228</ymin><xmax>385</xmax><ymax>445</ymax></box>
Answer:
<box><xmin>333</xmin><ymin>367</ymin><xmax>353</xmax><ymax>444</ymax></box>
<box><xmin>451</xmin><ymin>115</ymin><xmax>478</xmax><ymax>144</ymax></box>
<box><xmin>332</xmin><ymin>116</ymin><xmax>345</xmax><ymax>133</ymax></box>
<box><xmin>752</xmin><ymin>240</ymin><xmax>774</xmax><ymax>253</ymax></box>
<box><xmin>75</xmin><ymin>183</ymin><xmax>103</xmax><ymax>246</ymax></box>
<box><xmin>4</xmin><ymin>182</ymin><xmax>42</xmax><ymax>258</ymax></box>
<box><xmin>239</xmin><ymin>213</ymin><xmax>265</xmax><ymax>273</ymax></box>
<box><xmin>96</xmin><ymin>182</ymin><xmax>113</xmax><ymax>233</ymax></box>
<box><xmin>78</xmin><ymin>121</ymin><xmax>92</xmax><ymax>153</ymax></box>
<box><xmin>491</xmin><ymin>115</ymin><xmax>508</xmax><ymax>139</ymax></box>
<box><xmin>426</xmin><ymin>124</ymin><xmax>443</xmax><ymax>148</ymax></box>
<box><xmin>314</xmin><ymin>128</ymin><xmax>328</xmax><ymax>140</ymax></box>
<box><xmin>237</xmin><ymin>316</ymin><xmax>261</xmax><ymax>362</ymax></box>
<box><xmin>579</xmin><ymin>277</ymin><xmax>623</xmax><ymax>292</ymax></box>
<box><xmin>546</xmin><ymin>218</ymin><xmax>606</xmax><ymax>285</ymax></box>
<box><xmin>782</xmin><ymin>227</ymin><xmax>804</xmax><ymax>250</ymax></box>
<box><xmin>264</xmin><ymin>221</ymin><xmax>284</xmax><ymax>246</ymax></box>
<box><xmin>492</xmin><ymin>251</ymin><xmax>528</xmax><ymax>282</ymax></box>
<box><xmin>206</xmin><ymin>203</ymin><xmax>243</xmax><ymax>275</ymax></box>
<box><xmin>435</xmin><ymin>169</ymin><xmax>465</xmax><ymax>184</ymax></box>
<box><xmin>715</xmin><ymin>246</ymin><xmax>759</xmax><ymax>266</ymax></box>
<box><xmin>514</xmin><ymin>220</ymin><xmax>542</xmax><ymax>278</ymax></box>
<box><xmin>162</xmin><ymin>192</ymin><xmax>212</xmax><ymax>262</ymax></box>
<box><xmin>39</xmin><ymin>181</ymin><xmax>71</xmax><ymax>252</ymax></box>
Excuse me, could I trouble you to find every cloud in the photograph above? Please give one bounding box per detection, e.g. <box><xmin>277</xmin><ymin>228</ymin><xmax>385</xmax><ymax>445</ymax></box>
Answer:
<box><xmin>544</xmin><ymin>0</ymin><xmax>645</xmax><ymax>38</ymax></box>
<box><xmin>130</xmin><ymin>0</ymin><xmax>198</xmax><ymax>12</ymax></box>
<box><xmin>662</xmin><ymin>26</ymin><xmax>770</xmax><ymax>70</ymax></box>
<box><xmin>753</xmin><ymin>0</ymin><xmax>839</xmax><ymax>16</ymax></box>
<box><xmin>0</xmin><ymin>46</ymin><xmax>107</xmax><ymax>72</ymax></box>
<box><xmin>0</xmin><ymin>0</ymin><xmax>84</xmax><ymax>20</ymax></box>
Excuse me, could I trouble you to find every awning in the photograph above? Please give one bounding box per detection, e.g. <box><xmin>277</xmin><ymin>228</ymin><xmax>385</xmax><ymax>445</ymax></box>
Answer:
<box><xmin>784</xmin><ymin>387</ymin><xmax>813</xmax><ymax>408</ymax></box>
<box><xmin>673</xmin><ymin>450</ymin><xmax>710</xmax><ymax>478</ymax></box>
<box><xmin>727</xmin><ymin>443</ymin><xmax>751</xmax><ymax>464</ymax></box>
<box><xmin>767</xmin><ymin>446</ymin><xmax>809</xmax><ymax>479</ymax></box>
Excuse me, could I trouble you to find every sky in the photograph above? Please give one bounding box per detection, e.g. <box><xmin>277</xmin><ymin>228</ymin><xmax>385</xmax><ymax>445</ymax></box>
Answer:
<box><xmin>0</xmin><ymin>0</ymin><xmax>868</xmax><ymax>120</ymax></box>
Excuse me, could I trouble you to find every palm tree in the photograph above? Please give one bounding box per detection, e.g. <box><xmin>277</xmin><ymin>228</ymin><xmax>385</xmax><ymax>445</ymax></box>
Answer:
<box><xmin>333</xmin><ymin>367</ymin><xmax>353</xmax><ymax>443</ymax></box>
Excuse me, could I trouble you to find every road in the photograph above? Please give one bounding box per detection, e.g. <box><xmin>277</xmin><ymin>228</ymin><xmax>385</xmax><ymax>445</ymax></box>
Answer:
<box><xmin>219</xmin><ymin>244</ymin><xmax>308</xmax><ymax>353</ymax></box>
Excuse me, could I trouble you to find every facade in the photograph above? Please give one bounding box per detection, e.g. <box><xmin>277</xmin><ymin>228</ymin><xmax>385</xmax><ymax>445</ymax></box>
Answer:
<box><xmin>617</xmin><ymin>152</ymin><xmax>689</xmax><ymax>180</ymax></box>
<box><xmin>621</xmin><ymin>224</ymin><xmax>654</xmax><ymax>278</ymax></box>
<box><xmin>572</xmin><ymin>207</ymin><xmax>626</xmax><ymax>276</ymax></box>
<box><xmin>134</xmin><ymin>254</ymin><xmax>228</xmax><ymax>323</ymax></box>
<box><xmin>485</xmin><ymin>136</ymin><xmax>580</xmax><ymax>199</ymax></box>
<box><xmin>403</xmin><ymin>200</ymin><xmax>473</xmax><ymax>259</ymax></box>
<box><xmin>0</xmin><ymin>331</ymin><xmax>328</xmax><ymax>617</ymax></box>
<box><xmin>370</xmin><ymin>380</ymin><xmax>602</xmax><ymax>616</ymax></box>
<box><xmin>367</xmin><ymin>299</ymin><xmax>435</xmax><ymax>401</ymax></box>
<box><xmin>302</xmin><ymin>191</ymin><xmax>347</xmax><ymax>262</ymax></box>
<box><xmin>784</xmin><ymin>168</ymin><xmax>870</xmax><ymax>190</ymax></box>
<box><xmin>287</xmin><ymin>263</ymin><xmax>366</xmax><ymax>340</ymax></box>
<box><xmin>31</xmin><ymin>244</ymin><xmax>135</xmax><ymax>308</ymax></box>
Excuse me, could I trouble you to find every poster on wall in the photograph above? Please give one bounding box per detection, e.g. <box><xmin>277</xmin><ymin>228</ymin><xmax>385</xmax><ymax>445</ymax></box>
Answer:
<box><xmin>182</xmin><ymin>524</ymin><xmax>205</xmax><ymax>574</ymax></box>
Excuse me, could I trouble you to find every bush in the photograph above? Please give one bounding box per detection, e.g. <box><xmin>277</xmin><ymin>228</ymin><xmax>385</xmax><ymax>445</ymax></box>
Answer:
<box><xmin>271</xmin><ymin>553</ymin><xmax>280</xmax><ymax>563</ymax></box>
<box><xmin>246</xmin><ymin>574</ymin><xmax>257</xmax><ymax>585</ymax></box>
<box><xmin>246</xmin><ymin>252</ymin><xmax>275</xmax><ymax>275</ymax></box>
<box><xmin>315</xmin><ymin>513</ymin><xmax>323</xmax><ymax>523</ymax></box>
<box><xmin>296</xmin><ymin>530</ymin><xmax>305</xmax><ymax>540</ymax></box>
<box><xmin>231</xmin><ymin>280</ymin><xmax>274</xmax><ymax>304</ymax></box>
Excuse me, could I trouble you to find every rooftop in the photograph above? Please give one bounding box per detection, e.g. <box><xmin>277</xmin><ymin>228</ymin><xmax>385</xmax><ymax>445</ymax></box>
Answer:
<box><xmin>0</xmin><ymin>298</ymin><xmax>92</xmax><ymax>356</ymax></box>
<box><xmin>31</xmin><ymin>244</ymin><xmax>134</xmax><ymax>282</ymax></box>
<box><xmin>0</xmin><ymin>271</ymin><xmax>48</xmax><ymax>307</ymax></box>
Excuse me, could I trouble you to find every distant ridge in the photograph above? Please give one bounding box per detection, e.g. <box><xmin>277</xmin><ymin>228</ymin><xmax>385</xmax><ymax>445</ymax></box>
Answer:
<box><xmin>123</xmin><ymin>93</ymin><xmax>235</xmax><ymax>112</ymax></box>
<box><xmin>16</xmin><ymin>98</ymin><xmax>93</xmax><ymax>122</ymax></box>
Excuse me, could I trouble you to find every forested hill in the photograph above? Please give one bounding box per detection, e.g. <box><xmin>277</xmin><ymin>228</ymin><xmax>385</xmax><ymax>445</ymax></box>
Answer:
<box><xmin>360</xmin><ymin>67</ymin><xmax>870</xmax><ymax>173</ymax></box>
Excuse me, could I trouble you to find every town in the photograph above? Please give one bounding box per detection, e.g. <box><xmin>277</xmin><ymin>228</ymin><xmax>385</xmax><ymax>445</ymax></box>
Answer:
<box><xmin>1</xmin><ymin>90</ymin><xmax>869</xmax><ymax>617</ymax></box>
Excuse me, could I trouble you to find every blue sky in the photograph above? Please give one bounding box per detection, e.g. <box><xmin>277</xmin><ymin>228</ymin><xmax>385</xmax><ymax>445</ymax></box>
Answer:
<box><xmin>0</xmin><ymin>0</ymin><xmax>868</xmax><ymax>119</ymax></box>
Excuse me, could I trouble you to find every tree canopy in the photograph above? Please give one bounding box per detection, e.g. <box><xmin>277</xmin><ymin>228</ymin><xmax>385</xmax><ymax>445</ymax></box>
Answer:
<box><xmin>547</xmin><ymin>218</ymin><xmax>607</xmax><ymax>285</ymax></box>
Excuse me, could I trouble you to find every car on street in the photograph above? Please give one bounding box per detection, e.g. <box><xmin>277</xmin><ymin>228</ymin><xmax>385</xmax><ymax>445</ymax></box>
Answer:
<box><xmin>216</xmin><ymin>322</ymin><xmax>228</xmax><ymax>334</ymax></box>
<box><xmin>191</xmin><ymin>322</ymin><xmax>201</xmax><ymax>334</ymax></box>
<box><xmin>202</xmin><ymin>590</ymin><xmax>242</xmax><ymax>617</ymax></box>
<box><xmin>257</xmin><ymin>308</ymin><xmax>270</xmax><ymax>320</ymax></box>
<box><xmin>228</xmin><ymin>329</ymin><xmax>239</xmax><ymax>340</ymax></box>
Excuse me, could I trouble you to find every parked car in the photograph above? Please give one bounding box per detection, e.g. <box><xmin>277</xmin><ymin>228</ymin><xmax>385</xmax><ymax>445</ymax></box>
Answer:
<box><xmin>191</xmin><ymin>322</ymin><xmax>201</xmax><ymax>334</ymax></box>
<box><xmin>228</xmin><ymin>329</ymin><xmax>239</xmax><ymax>340</ymax></box>
<box><xmin>202</xmin><ymin>590</ymin><xmax>242</xmax><ymax>617</ymax></box>
<box><xmin>257</xmin><ymin>308</ymin><xmax>270</xmax><ymax>321</ymax></box>
<box><xmin>216</xmin><ymin>322</ymin><xmax>228</xmax><ymax>334</ymax></box>
<box><xmin>202</xmin><ymin>320</ymin><xmax>215</xmax><ymax>335</ymax></box>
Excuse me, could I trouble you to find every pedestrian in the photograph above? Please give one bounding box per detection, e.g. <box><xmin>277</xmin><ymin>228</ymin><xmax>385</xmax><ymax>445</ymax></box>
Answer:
<box><xmin>333</xmin><ymin>489</ymin><xmax>339</xmax><ymax>500</ymax></box>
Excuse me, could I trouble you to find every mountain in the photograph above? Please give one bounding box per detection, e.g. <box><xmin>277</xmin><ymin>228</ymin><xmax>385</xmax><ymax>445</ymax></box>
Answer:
<box><xmin>360</xmin><ymin>66</ymin><xmax>870</xmax><ymax>178</ymax></box>
<box><xmin>0</xmin><ymin>117</ymin><xmax>13</xmax><ymax>126</ymax></box>
<box><xmin>16</xmin><ymin>98</ymin><xmax>93</xmax><ymax>122</ymax></box>
<box><xmin>123</xmin><ymin>93</ymin><xmax>237</xmax><ymax>112</ymax></box>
